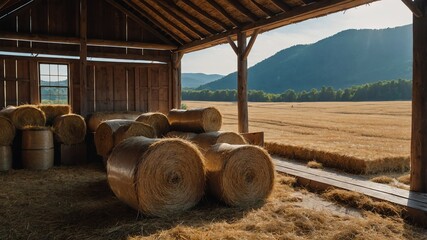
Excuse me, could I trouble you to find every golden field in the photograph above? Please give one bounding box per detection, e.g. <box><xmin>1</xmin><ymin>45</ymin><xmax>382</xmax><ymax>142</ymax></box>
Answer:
<box><xmin>185</xmin><ymin>101</ymin><xmax>411</xmax><ymax>173</ymax></box>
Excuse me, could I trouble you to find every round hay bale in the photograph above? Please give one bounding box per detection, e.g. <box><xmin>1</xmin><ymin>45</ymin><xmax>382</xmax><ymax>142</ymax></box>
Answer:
<box><xmin>0</xmin><ymin>105</ymin><xmax>46</xmax><ymax>130</ymax></box>
<box><xmin>191</xmin><ymin>131</ymin><xmax>247</xmax><ymax>152</ymax></box>
<box><xmin>95</xmin><ymin>120</ymin><xmax>155</xmax><ymax>158</ymax></box>
<box><xmin>0</xmin><ymin>116</ymin><xmax>15</xmax><ymax>146</ymax></box>
<box><xmin>107</xmin><ymin>137</ymin><xmax>205</xmax><ymax>217</ymax></box>
<box><xmin>87</xmin><ymin>112</ymin><xmax>143</xmax><ymax>132</ymax></box>
<box><xmin>113</xmin><ymin>122</ymin><xmax>155</xmax><ymax>146</ymax></box>
<box><xmin>136</xmin><ymin>112</ymin><xmax>170</xmax><ymax>137</ymax></box>
<box><xmin>164</xmin><ymin>131</ymin><xmax>197</xmax><ymax>140</ymax></box>
<box><xmin>21</xmin><ymin>127</ymin><xmax>54</xmax><ymax>170</ymax></box>
<box><xmin>0</xmin><ymin>146</ymin><xmax>12</xmax><ymax>171</ymax></box>
<box><xmin>37</xmin><ymin>104</ymin><xmax>71</xmax><ymax>125</ymax></box>
<box><xmin>168</xmin><ymin>107</ymin><xmax>222</xmax><ymax>133</ymax></box>
<box><xmin>205</xmin><ymin>143</ymin><xmax>275</xmax><ymax>207</ymax></box>
<box><xmin>52</xmin><ymin>114</ymin><xmax>86</xmax><ymax>145</ymax></box>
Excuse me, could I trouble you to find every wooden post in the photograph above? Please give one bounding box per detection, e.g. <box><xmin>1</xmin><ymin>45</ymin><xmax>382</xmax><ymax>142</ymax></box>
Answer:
<box><xmin>79</xmin><ymin>0</ymin><xmax>87</xmax><ymax>116</ymax></box>
<box><xmin>237</xmin><ymin>32</ymin><xmax>248</xmax><ymax>133</ymax></box>
<box><xmin>172</xmin><ymin>52</ymin><xmax>183</xmax><ymax>109</ymax></box>
<box><xmin>411</xmin><ymin>0</ymin><xmax>427</xmax><ymax>192</ymax></box>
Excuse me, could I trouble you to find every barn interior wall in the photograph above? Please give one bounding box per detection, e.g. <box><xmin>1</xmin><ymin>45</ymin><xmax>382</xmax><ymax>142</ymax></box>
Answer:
<box><xmin>0</xmin><ymin>55</ymin><xmax>172</xmax><ymax>115</ymax></box>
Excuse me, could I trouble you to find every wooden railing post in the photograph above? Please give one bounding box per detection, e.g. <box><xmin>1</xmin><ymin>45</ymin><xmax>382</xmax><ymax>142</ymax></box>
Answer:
<box><xmin>411</xmin><ymin>0</ymin><xmax>427</xmax><ymax>192</ymax></box>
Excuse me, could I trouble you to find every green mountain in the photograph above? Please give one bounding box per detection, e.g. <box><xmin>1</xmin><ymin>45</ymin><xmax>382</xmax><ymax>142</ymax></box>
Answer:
<box><xmin>182</xmin><ymin>73</ymin><xmax>224</xmax><ymax>89</ymax></box>
<box><xmin>198</xmin><ymin>25</ymin><xmax>412</xmax><ymax>93</ymax></box>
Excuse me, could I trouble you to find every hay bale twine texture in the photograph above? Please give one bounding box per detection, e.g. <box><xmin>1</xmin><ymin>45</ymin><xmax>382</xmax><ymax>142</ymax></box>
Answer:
<box><xmin>0</xmin><ymin>116</ymin><xmax>15</xmax><ymax>146</ymax></box>
<box><xmin>0</xmin><ymin>146</ymin><xmax>12</xmax><ymax>171</ymax></box>
<box><xmin>21</xmin><ymin>127</ymin><xmax>54</xmax><ymax>170</ymax></box>
<box><xmin>107</xmin><ymin>137</ymin><xmax>206</xmax><ymax>217</ymax></box>
<box><xmin>87</xmin><ymin>112</ymin><xmax>143</xmax><ymax>132</ymax></box>
<box><xmin>168</xmin><ymin>107</ymin><xmax>222</xmax><ymax>133</ymax></box>
<box><xmin>52</xmin><ymin>114</ymin><xmax>86</xmax><ymax>145</ymax></box>
<box><xmin>0</xmin><ymin>105</ymin><xmax>46</xmax><ymax>130</ymax></box>
<box><xmin>136</xmin><ymin>112</ymin><xmax>170</xmax><ymax>137</ymax></box>
<box><xmin>94</xmin><ymin>120</ymin><xmax>154</xmax><ymax>158</ymax></box>
<box><xmin>205</xmin><ymin>143</ymin><xmax>275</xmax><ymax>207</ymax></box>
<box><xmin>37</xmin><ymin>104</ymin><xmax>71</xmax><ymax>125</ymax></box>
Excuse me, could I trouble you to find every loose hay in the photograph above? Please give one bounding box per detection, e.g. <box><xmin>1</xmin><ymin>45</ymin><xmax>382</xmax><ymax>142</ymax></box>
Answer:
<box><xmin>370</xmin><ymin>176</ymin><xmax>394</xmax><ymax>184</ymax></box>
<box><xmin>95</xmin><ymin>120</ymin><xmax>154</xmax><ymax>158</ymax></box>
<box><xmin>52</xmin><ymin>114</ymin><xmax>86</xmax><ymax>145</ymax></box>
<box><xmin>37</xmin><ymin>104</ymin><xmax>71</xmax><ymax>125</ymax></box>
<box><xmin>0</xmin><ymin>105</ymin><xmax>46</xmax><ymax>130</ymax></box>
<box><xmin>107</xmin><ymin>137</ymin><xmax>206</xmax><ymax>217</ymax></box>
<box><xmin>136</xmin><ymin>112</ymin><xmax>170</xmax><ymax>137</ymax></box>
<box><xmin>168</xmin><ymin>107</ymin><xmax>222</xmax><ymax>133</ymax></box>
<box><xmin>307</xmin><ymin>161</ymin><xmax>323</xmax><ymax>169</ymax></box>
<box><xmin>397</xmin><ymin>174</ymin><xmax>411</xmax><ymax>185</ymax></box>
<box><xmin>204</xmin><ymin>143</ymin><xmax>275</xmax><ymax>207</ymax></box>
<box><xmin>87</xmin><ymin>112</ymin><xmax>143</xmax><ymax>132</ymax></box>
<box><xmin>0</xmin><ymin>116</ymin><xmax>15</xmax><ymax>146</ymax></box>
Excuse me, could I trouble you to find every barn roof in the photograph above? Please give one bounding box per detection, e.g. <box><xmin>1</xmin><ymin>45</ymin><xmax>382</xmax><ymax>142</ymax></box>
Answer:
<box><xmin>0</xmin><ymin>0</ymin><xmax>378</xmax><ymax>53</ymax></box>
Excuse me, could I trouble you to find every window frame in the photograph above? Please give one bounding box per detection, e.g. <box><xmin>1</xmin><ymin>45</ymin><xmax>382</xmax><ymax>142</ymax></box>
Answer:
<box><xmin>38</xmin><ymin>62</ymin><xmax>70</xmax><ymax>104</ymax></box>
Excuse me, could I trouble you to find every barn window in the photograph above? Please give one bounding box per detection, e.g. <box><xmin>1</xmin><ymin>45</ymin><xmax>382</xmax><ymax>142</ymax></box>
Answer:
<box><xmin>39</xmin><ymin>63</ymin><xmax>69</xmax><ymax>104</ymax></box>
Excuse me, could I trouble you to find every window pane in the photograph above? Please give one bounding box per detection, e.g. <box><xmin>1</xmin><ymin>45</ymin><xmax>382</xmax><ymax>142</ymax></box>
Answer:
<box><xmin>58</xmin><ymin>65</ymin><xmax>68</xmax><ymax>76</ymax></box>
<box><xmin>40</xmin><ymin>64</ymin><xmax>49</xmax><ymax>75</ymax></box>
<box><xmin>50</xmin><ymin>65</ymin><xmax>58</xmax><ymax>75</ymax></box>
<box><xmin>58</xmin><ymin>76</ymin><xmax>68</xmax><ymax>86</ymax></box>
<box><xmin>40</xmin><ymin>75</ymin><xmax>49</xmax><ymax>86</ymax></box>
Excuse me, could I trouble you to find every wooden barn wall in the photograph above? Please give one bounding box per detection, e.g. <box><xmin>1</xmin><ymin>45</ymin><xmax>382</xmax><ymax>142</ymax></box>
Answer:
<box><xmin>0</xmin><ymin>56</ymin><xmax>172</xmax><ymax>115</ymax></box>
<box><xmin>0</xmin><ymin>0</ymin><xmax>169</xmax><ymax>61</ymax></box>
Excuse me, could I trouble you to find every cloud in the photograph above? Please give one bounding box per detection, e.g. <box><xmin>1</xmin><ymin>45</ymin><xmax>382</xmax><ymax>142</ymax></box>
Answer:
<box><xmin>182</xmin><ymin>0</ymin><xmax>411</xmax><ymax>75</ymax></box>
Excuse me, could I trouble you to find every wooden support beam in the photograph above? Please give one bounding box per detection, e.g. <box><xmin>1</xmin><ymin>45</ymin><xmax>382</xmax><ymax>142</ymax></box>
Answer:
<box><xmin>0</xmin><ymin>0</ymin><xmax>12</xmax><ymax>10</ymax></box>
<box><xmin>136</xmin><ymin>0</ymin><xmax>194</xmax><ymax>41</ymax></box>
<box><xmin>411</xmin><ymin>0</ymin><xmax>427</xmax><ymax>193</ymax></box>
<box><xmin>205</xmin><ymin>0</ymin><xmax>241</xmax><ymax>27</ymax></box>
<box><xmin>105</xmin><ymin>0</ymin><xmax>175</xmax><ymax>46</ymax></box>
<box><xmin>402</xmin><ymin>0</ymin><xmax>424</xmax><ymax>18</ymax></box>
<box><xmin>79</xmin><ymin>0</ymin><xmax>87</xmax><ymax>117</ymax></box>
<box><xmin>171</xmin><ymin>52</ymin><xmax>183</xmax><ymax>109</ymax></box>
<box><xmin>243</xmin><ymin>29</ymin><xmax>260</xmax><ymax>60</ymax></box>
<box><xmin>121</xmin><ymin>0</ymin><xmax>186</xmax><ymax>45</ymax></box>
<box><xmin>179</xmin><ymin>0</ymin><xmax>229</xmax><ymax>30</ymax></box>
<box><xmin>0</xmin><ymin>0</ymin><xmax>35</xmax><ymax>20</ymax></box>
<box><xmin>154</xmin><ymin>1</ymin><xmax>205</xmax><ymax>39</ymax></box>
<box><xmin>227</xmin><ymin>36</ymin><xmax>238</xmax><ymax>54</ymax></box>
<box><xmin>157</xmin><ymin>0</ymin><xmax>216</xmax><ymax>35</ymax></box>
<box><xmin>270</xmin><ymin>0</ymin><xmax>292</xmax><ymax>11</ymax></box>
<box><xmin>237</xmin><ymin>31</ymin><xmax>248</xmax><ymax>133</ymax></box>
<box><xmin>249</xmin><ymin>0</ymin><xmax>275</xmax><ymax>16</ymax></box>
<box><xmin>227</xmin><ymin>0</ymin><xmax>259</xmax><ymax>22</ymax></box>
<box><xmin>0</xmin><ymin>31</ymin><xmax>177</xmax><ymax>50</ymax></box>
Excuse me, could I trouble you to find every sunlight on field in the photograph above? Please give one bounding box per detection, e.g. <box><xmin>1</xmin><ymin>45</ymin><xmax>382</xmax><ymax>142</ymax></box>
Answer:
<box><xmin>184</xmin><ymin>101</ymin><xmax>411</xmax><ymax>162</ymax></box>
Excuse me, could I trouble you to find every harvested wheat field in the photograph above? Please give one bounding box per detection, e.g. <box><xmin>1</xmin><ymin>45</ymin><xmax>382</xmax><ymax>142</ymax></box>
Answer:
<box><xmin>1</xmin><ymin>164</ymin><xmax>426</xmax><ymax>239</ymax></box>
<box><xmin>185</xmin><ymin>101</ymin><xmax>411</xmax><ymax>174</ymax></box>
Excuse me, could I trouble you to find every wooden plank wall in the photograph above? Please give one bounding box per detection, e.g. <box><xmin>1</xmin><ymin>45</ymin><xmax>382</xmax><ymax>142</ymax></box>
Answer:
<box><xmin>0</xmin><ymin>56</ymin><xmax>172</xmax><ymax>115</ymax></box>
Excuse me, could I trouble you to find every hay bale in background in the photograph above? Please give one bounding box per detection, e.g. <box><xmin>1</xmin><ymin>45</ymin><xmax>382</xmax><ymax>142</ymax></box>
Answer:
<box><xmin>165</xmin><ymin>131</ymin><xmax>197</xmax><ymax>140</ymax></box>
<box><xmin>38</xmin><ymin>104</ymin><xmax>71</xmax><ymax>125</ymax></box>
<box><xmin>113</xmin><ymin>122</ymin><xmax>155</xmax><ymax>146</ymax></box>
<box><xmin>168</xmin><ymin>107</ymin><xmax>222</xmax><ymax>133</ymax></box>
<box><xmin>95</xmin><ymin>120</ymin><xmax>154</xmax><ymax>158</ymax></box>
<box><xmin>204</xmin><ymin>143</ymin><xmax>275</xmax><ymax>207</ymax></box>
<box><xmin>87</xmin><ymin>112</ymin><xmax>143</xmax><ymax>132</ymax></box>
<box><xmin>0</xmin><ymin>105</ymin><xmax>46</xmax><ymax>130</ymax></box>
<box><xmin>136</xmin><ymin>112</ymin><xmax>170</xmax><ymax>137</ymax></box>
<box><xmin>191</xmin><ymin>131</ymin><xmax>247</xmax><ymax>152</ymax></box>
<box><xmin>0</xmin><ymin>116</ymin><xmax>15</xmax><ymax>146</ymax></box>
<box><xmin>52</xmin><ymin>114</ymin><xmax>86</xmax><ymax>145</ymax></box>
<box><xmin>107</xmin><ymin>137</ymin><xmax>205</xmax><ymax>217</ymax></box>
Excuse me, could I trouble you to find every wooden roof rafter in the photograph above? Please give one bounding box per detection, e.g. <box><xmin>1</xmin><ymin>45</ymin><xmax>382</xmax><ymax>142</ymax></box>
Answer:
<box><xmin>249</xmin><ymin>0</ymin><xmax>275</xmax><ymax>17</ymax></box>
<box><xmin>205</xmin><ymin>0</ymin><xmax>241</xmax><ymax>27</ymax></box>
<box><xmin>0</xmin><ymin>0</ymin><xmax>36</xmax><ymax>20</ymax></box>
<box><xmin>226</xmin><ymin>0</ymin><xmax>259</xmax><ymax>22</ymax></box>
<box><xmin>269</xmin><ymin>0</ymin><xmax>292</xmax><ymax>11</ymax></box>
<box><xmin>177</xmin><ymin>0</ymin><xmax>230</xmax><ymax>31</ymax></box>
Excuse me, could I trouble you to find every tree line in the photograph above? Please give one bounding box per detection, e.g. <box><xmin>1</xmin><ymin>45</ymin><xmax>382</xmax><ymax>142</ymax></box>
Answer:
<box><xmin>182</xmin><ymin>79</ymin><xmax>412</xmax><ymax>102</ymax></box>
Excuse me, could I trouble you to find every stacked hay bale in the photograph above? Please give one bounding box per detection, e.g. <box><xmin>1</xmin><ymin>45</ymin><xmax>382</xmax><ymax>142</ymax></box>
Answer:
<box><xmin>107</xmin><ymin>137</ymin><xmax>205</xmax><ymax>217</ymax></box>
<box><xmin>0</xmin><ymin>116</ymin><xmax>15</xmax><ymax>171</ymax></box>
<box><xmin>52</xmin><ymin>113</ymin><xmax>87</xmax><ymax>165</ymax></box>
<box><xmin>136</xmin><ymin>112</ymin><xmax>170</xmax><ymax>137</ymax></box>
<box><xmin>94</xmin><ymin>120</ymin><xmax>155</xmax><ymax>163</ymax></box>
<box><xmin>38</xmin><ymin>104</ymin><xmax>71</xmax><ymax>125</ymax></box>
<box><xmin>0</xmin><ymin>105</ymin><xmax>46</xmax><ymax>169</ymax></box>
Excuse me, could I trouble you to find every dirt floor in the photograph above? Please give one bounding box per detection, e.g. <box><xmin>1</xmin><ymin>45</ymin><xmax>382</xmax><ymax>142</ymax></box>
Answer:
<box><xmin>1</xmin><ymin>164</ymin><xmax>426</xmax><ymax>240</ymax></box>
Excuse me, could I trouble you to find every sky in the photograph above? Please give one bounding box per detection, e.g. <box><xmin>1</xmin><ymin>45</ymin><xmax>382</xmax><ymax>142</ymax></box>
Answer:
<box><xmin>181</xmin><ymin>0</ymin><xmax>412</xmax><ymax>75</ymax></box>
